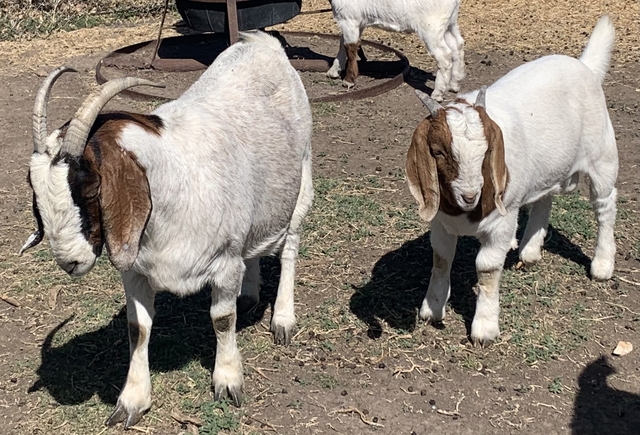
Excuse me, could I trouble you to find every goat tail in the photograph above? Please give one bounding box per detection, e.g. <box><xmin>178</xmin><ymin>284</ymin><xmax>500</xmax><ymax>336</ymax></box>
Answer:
<box><xmin>238</xmin><ymin>30</ymin><xmax>284</xmax><ymax>51</ymax></box>
<box><xmin>579</xmin><ymin>15</ymin><xmax>615</xmax><ymax>84</ymax></box>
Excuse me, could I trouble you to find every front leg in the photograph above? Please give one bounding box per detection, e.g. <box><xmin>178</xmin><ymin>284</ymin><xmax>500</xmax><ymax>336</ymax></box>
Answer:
<box><xmin>210</xmin><ymin>257</ymin><xmax>245</xmax><ymax>406</ymax></box>
<box><xmin>106</xmin><ymin>271</ymin><xmax>155</xmax><ymax>429</ymax></box>
<box><xmin>420</xmin><ymin>219</ymin><xmax>457</xmax><ymax>323</ymax></box>
<box><xmin>471</xmin><ymin>212</ymin><xmax>518</xmax><ymax>345</ymax></box>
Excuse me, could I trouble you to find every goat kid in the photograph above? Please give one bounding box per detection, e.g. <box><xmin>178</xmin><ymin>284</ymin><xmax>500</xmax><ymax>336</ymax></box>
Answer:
<box><xmin>327</xmin><ymin>0</ymin><xmax>465</xmax><ymax>101</ymax></box>
<box><xmin>21</xmin><ymin>31</ymin><xmax>313</xmax><ymax>428</ymax></box>
<box><xmin>406</xmin><ymin>16</ymin><xmax>618</xmax><ymax>345</ymax></box>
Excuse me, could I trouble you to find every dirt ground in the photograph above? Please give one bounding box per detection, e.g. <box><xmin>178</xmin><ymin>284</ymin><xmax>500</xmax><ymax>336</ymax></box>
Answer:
<box><xmin>0</xmin><ymin>1</ymin><xmax>639</xmax><ymax>434</ymax></box>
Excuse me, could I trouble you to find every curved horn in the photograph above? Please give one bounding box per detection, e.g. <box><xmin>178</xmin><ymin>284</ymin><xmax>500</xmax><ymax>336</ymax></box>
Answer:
<box><xmin>33</xmin><ymin>66</ymin><xmax>77</xmax><ymax>154</ymax></box>
<box><xmin>61</xmin><ymin>77</ymin><xmax>165</xmax><ymax>157</ymax></box>
<box><xmin>475</xmin><ymin>86</ymin><xmax>488</xmax><ymax>108</ymax></box>
<box><xmin>414</xmin><ymin>89</ymin><xmax>444</xmax><ymax>117</ymax></box>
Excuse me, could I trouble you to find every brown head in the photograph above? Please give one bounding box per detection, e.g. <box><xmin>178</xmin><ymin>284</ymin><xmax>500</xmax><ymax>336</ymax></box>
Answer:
<box><xmin>406</xmin><ymin>88</ymin><xmax>509</xmax><ymax>223</ymax></box>
<box><xmin>21</xmin><ymin>67</ymin><xmax>164</xmax><ymax>275</ymax></box>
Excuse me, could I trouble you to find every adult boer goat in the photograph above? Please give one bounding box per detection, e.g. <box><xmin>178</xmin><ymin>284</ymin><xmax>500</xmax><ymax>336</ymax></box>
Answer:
<box><xmin>327</xmin><ymin>0</ymin><xmax>465</xmax><ymax>101</ymax></box>
<box><xmin>406</xmin><ymin>16</ymin><xmax>618</xmax><ymax>345</ymax></box>
<box><xmin>21</xmin><ymin>31</ymin><xmax>313</xmax><ymax>428</ymax></box>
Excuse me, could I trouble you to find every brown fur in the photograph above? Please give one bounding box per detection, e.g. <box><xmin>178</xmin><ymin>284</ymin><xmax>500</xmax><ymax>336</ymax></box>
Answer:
<box><xmin>82</xmin><ymin>113</ymin><xmax>155</xmax><ymax>270</ymax></box>
<box><xmin>343</xmin><ymin>42</ymin><xmax>360</xmax><ymax>84</ymax></box>
<box><xmin>406</xmin><ymin>105</ymin><xmax>509</xmax><ymax>223</ymax></box>
<box><xmin>128</xmin><ymin>322</ymin><xmax>146</xmax><ymax>352</ymax></box>
<box><xmin>470</xmin><ymin>107</ymin><xmax>509</xmax><ymax>222</ymax></box>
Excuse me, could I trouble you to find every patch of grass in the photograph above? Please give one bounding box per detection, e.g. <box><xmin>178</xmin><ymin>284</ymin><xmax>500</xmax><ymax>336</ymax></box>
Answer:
<box><xmin>0</xmin><ymin>1</ymin><xmax>173</xmax><ymax>41</ymax></box>
<box><xmin>312</xmin><ymin>102</ymin><xmax>337</xmax><ymax>117</ymax></box>
<box><xmin>315</xmin><ymin>373</ymin><xmax>339</xmax><ymax>389</ymax></box>
<box><xmin>199</xmin><ymin>400</ymin><xmax>240</xmax><ymax>435</ymax></box>
<box><xmin>548</xmin><ymin>377</ymin><xmax>563</xmax><ymax>394</ymax></box>
<box><xmin>550</xmin><ymin>193</ymin><xmax>595</xmax><ymax>240</ymax></box>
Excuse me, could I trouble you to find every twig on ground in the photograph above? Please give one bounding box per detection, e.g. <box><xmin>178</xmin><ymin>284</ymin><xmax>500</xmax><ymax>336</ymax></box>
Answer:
<box><xmin>249</xmin><ymin>416</ymin><xmax>281</xmax><ymax>433</ymax></box>
<box><xmin>329</xmin><ymin>408</ymin><xmax>384</xmax><ymax>428</ymax></box>
<box><xmin>436</xmin><ymin>395</ymin><xmax>465</xmax><ymax>417</ymax></box>
<box><xmin>605</xmin><ymin>301</ymin><xmax>640</xmax><ymax>315</ymax></box>
<box><xmin>0</xmin><ymin>294</ymin><xmax>20</xmax><ymax>307</ymax></box>
<box><xmin>618</xmin><ymin>276</ymin><xmax>640</xmax><ymax>287</ymax></box>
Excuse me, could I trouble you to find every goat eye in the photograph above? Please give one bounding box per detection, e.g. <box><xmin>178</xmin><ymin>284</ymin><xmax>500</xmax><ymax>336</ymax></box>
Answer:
<box><xmin>432</xmin><ymin>150</ymin><xmax>444</xmax><ymax>158</ymax></box>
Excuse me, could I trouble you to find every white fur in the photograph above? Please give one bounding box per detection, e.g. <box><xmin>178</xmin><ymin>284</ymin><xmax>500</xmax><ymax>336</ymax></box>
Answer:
<box><xmin>446</xmin><ymin>104</ymin><xmax>488</xmax><ymax>211</ymax></box>
<box><xmin>418</xmin><ymin>16</ymin><xmax>618</xmax><ymax>343</ymax></box>
<box><xmin>327</xmin><ymin>0</ymin><xmax>465</xmax><ymax>100</ymax></box>
<box><xmin>29</xmin><ymin>151</ymin><xmax>97</xmax><ymax>275</ymax></box>
<box><xmin>31</xmin><ymin>31</ymin><xmax>313</xmax><ymax>424</ymax></box>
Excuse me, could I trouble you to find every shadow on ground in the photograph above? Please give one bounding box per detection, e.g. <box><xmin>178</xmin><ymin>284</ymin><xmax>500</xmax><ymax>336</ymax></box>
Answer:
<box><xmin>571</xmin><ymin>356</ymin><xmax>640</xmax><ymax>435</ymax></box>
<box><xmin>350</xmin><ymin>210</ymin><xmax>592</xmax><ymax>339</ymax></box>
<box><xmin>28</xmin><ymin>257</ymin><xmax>281</xmax><ymax>406</ymax></box>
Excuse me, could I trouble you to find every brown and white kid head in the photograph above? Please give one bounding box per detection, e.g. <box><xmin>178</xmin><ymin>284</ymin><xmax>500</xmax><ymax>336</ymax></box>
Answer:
<box><xmin>406</xmin><ymin>87</ymin><xmax>508</xmax><ymax>222</ymax></box>
<box><xmin>21</xmin><ymin>67</ymin><xmax>163</xmax><ymax>276</ymax></box>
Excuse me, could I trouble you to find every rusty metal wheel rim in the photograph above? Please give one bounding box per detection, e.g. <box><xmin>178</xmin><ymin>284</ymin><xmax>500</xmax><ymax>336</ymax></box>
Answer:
<box><xmin>95</xmin><ymin>31</ymin><xmax>410</xmax><ymax>103</ymax></box>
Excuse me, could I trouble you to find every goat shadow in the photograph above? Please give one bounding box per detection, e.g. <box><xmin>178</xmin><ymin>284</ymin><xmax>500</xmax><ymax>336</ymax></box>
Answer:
<box><xmin>28</xmin><ymin>257</ymin><xmax>281</xmax><ymax>407</ymax></box>
<box><xmin>571</xmin><ymin>356</ymin><xmax>640</xmax><ymax>434</ymax></box>
<box><xmin>349</xmin><ymin>210</ymin><xmax>592</xmax><ymax>338</ymax></box>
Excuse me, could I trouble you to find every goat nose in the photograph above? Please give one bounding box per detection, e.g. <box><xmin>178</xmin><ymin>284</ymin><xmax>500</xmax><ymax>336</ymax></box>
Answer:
<box><xmin>462</xmin><ymin>193</ymin><xmax>478</xmax><ymax>204</ymax></box>
<box><xmin>60</xmin><ymin>261</ymin><xmax>78</xmax><ymax>274</ymax></box>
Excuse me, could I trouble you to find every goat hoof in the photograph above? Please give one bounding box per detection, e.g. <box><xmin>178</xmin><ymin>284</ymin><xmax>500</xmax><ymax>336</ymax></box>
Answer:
<box><xmin>105</xmin><ymin>403</ymin><xmax>145</xmax><ymax>429</ymax></box>
<box><xmin>342</xmin><ymin>80</ymin><xmax>355</xmax><ymax>89</ymax></box>
<box><xmin>327</xmin><ymin>69</ymin><xmax>341</xmax><ymax>79</ymax></box>
<box><xmin>237</xmin><ymin>295</ymin><xmax>259</xmax><ymax>315</ymax></box>
<box><xmin>214</xmin><ymin>384</ymin><xmax>243</xmax><ymax>407</ymax></box>
<box><xmin>470</xmin><ymin>337</ymin><xmax>494</xmax><ymax>348</ymax></box>
<box><xmin>272</xmin><ymin>325</ymin><xmax>292</xmax><ymax>346</ymax></box>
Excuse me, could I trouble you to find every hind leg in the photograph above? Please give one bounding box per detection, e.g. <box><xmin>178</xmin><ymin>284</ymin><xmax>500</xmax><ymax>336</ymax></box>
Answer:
<box><xmin>271</xmin><ymin>157</ymin><xmax>314</xmax><ymax>345</ymax></box>
<box><xmin>589</xmin><ymin>183</ymin><xmax>617</xmax><ymax>280</ymax></box>
<box><xmin>327</xmin><ymin>35</ymin><xmax>347</xmax><ymax>79</ymax></box>
<box><xmin>419</xmin><ymin>22</ymin><xmax>453</xmax><ymax>101</ymax></box>
<box><xmin>519</xmin><ymin>195</ymin><xmax>553</xmax><ymax>265</ymax></box>
<box><xmin>238</xmin><ymin>258</ymin><xmax>261</xmax><ymax>313</ymax></box>
<box><xmin>444</xmin><ymin>23</ymin><xmax>465</xmax><ymax>92</ymax></box>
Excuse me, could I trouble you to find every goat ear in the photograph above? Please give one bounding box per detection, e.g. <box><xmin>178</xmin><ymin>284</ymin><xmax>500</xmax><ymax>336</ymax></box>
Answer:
<box><xmin>476</xmin><ymin>107</ymin><xmax>508</xmax><ymax>216</ymax></box>
<box><xmin>90</xmin><ymin>142</ymin><xmax>151</xmax><ymax>270</ymax></box>
<box><xmin>406</xmin><ymin>119</ymin><xmax>439</xmax><ymax>222</ymax></box>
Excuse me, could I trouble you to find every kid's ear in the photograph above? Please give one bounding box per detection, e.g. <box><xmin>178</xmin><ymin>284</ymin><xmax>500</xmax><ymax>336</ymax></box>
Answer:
<box><xmin>406</xmin><ymin>119</ymin><xmax>440</xmax><ymax>222</ymax></box>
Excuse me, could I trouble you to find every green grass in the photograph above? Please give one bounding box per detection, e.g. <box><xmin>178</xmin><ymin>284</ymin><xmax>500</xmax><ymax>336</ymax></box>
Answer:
<box><xmin>0</xmin><ymin>0</ymin><xmax>172</xmax><ymax>41</ymax></box>
<box><xmin>4</xmin><ymin>175</ymin><xmax>639</xmax><ymax>433</ymax></box>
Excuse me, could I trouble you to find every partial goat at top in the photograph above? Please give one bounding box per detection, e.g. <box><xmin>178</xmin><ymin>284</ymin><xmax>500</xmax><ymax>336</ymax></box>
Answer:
<box><xmin>22</xmin><ymin>31</ymin><xmax>313</xmax><ymax>429</ymax></box>
<box><xmin>406</xmin><ymin>16</ymin><xmax>618</xmax><ymax>345</ymax></box>
<box><xmin>327</xmin><ymin>0</ymin><xmax>465</xmax><ymax>101</ymax></box>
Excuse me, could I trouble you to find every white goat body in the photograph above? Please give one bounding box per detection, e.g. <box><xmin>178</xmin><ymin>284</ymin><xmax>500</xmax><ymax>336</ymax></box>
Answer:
<box><xmin>406</xmin><ymin>16</ymin><xmax>617</xmax><ymax>344</ymax></box>
<box><xmin>327</xmin><ymin>0</ymin><xmax>465</xmax><ymax>100</ymax></box>
<box><xmin>24</xmin><ymin>31</ymin><xmax>313</xmax><ymax>428</ymax></box>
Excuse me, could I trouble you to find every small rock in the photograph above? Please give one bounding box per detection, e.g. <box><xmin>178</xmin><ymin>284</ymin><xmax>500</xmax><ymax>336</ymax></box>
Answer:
<box><xmin>408</xmin><ymin>386</ymin><xmax>414</xmax><ymax>392</ymax></box>
<box><xmin>613</xmin><ymin>341</ymin><xmax>633</xmax><ymax>356</ymax></box>
<box><xmin>341</xmin><ymin>390</ymin><xmax>348</xmax><ymax>396</ymax></box>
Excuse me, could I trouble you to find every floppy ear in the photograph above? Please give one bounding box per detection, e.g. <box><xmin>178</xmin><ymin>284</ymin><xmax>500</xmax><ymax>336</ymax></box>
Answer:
<box><xmin>87</xmin><ymin>142</ymin><xmax>152</xmax><ymax>270</ymax></box>
<box><xmin>476</xmin><ymin>107</ymin><xmax>508</xmax><ymax>216</ymax></box>
<box><xmin>406</xmin><ymin>119</ymin><xmax>439</xmax><ymax>222</ymax></box>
